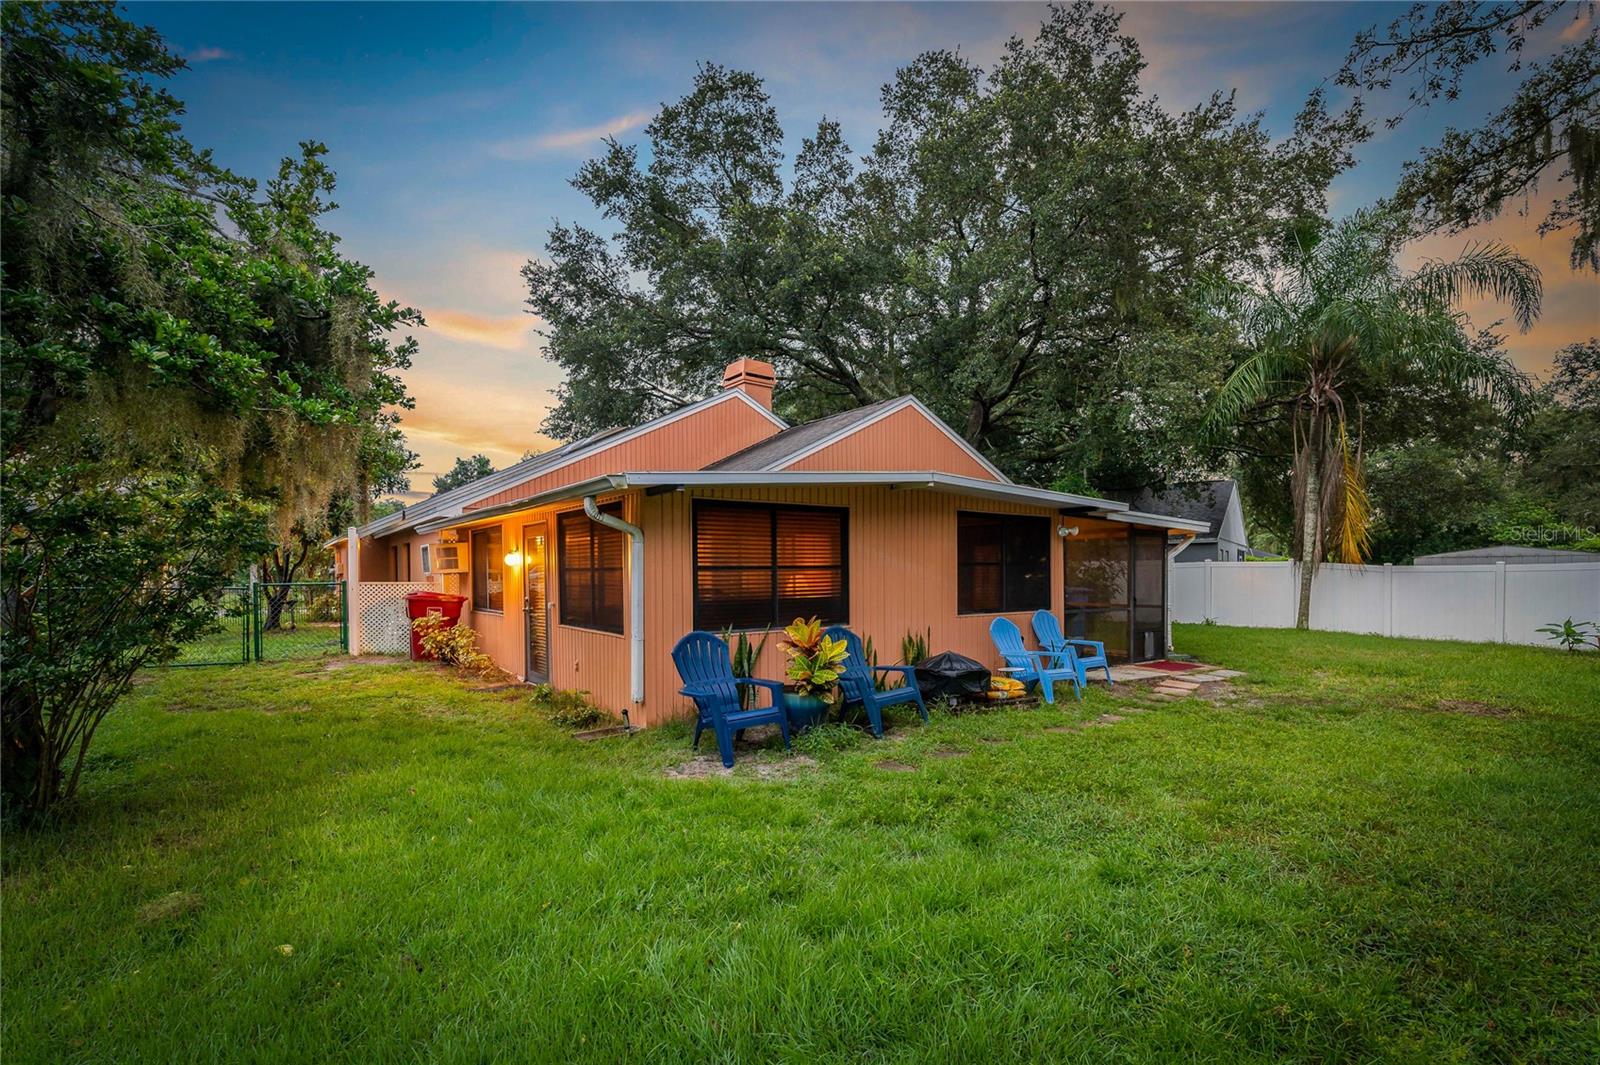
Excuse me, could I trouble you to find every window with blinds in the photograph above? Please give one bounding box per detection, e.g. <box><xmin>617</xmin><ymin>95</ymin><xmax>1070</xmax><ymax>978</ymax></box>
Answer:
<box><xmin>558</xmin><ymin>505</ymin><xmax>625</xmax><ymax>633</ymax></box>
<box><xmin>471</xmin><ymin>527</ymin><xmax>504</xmax><ymax>612</ymax></box>
<box><xmin>693</xmin><ymin>501</ymin><xmax>847</xmax><ymax>631</ymax></box>
<box><xmin>957</xmin><ymin>512</ymin><xmax>1050</xmax><ymax>614</ymax></box>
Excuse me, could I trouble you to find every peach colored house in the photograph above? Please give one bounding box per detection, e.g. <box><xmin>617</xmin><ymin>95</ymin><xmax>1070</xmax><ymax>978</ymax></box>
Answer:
<box><xmin>333</xmin><ymin>359</ymin><xmax>1207</xmax><ymax>726</ymax></box>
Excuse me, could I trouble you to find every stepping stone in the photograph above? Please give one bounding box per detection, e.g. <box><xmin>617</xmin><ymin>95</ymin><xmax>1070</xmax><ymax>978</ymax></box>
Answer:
<box><xmin>1044</xmin><ymin>725</ymin><xmax>1081</xmax><ymax>734</ymax></box>
<box><xmin>1208</xmin><ymin>669</ymin><xmax>1244</xmax><ymax>679</ymax></box>
<box><xmin>1097</xmin><ymin>713</ymin><xmax>1125</xmax><ymax>724</ymax></box>
<box><xmin>875</xmin><ymin>760</ymin><xmax>916</xmax><ymax>772</ymax></box>
<box><xmin>979</xmin><ymin>737</ymin><xmax>1011</xmax><ymax>745</ymax></box>
<box><xmin>928</xmin><ymin>748</ymin><xmax>967</xmax><ymax>758</ymax></box>
<box><xmin>1154</xmin><ymin>686</ymin><xmax>1194</xmax><ymax>697</ymax></box>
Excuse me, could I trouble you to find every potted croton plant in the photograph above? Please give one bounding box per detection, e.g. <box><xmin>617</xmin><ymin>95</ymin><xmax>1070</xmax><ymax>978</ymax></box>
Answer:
<box><xmin>780</xmin><ymin>617</ymin><xmax>849</xmax><ymax>731</ymax></box>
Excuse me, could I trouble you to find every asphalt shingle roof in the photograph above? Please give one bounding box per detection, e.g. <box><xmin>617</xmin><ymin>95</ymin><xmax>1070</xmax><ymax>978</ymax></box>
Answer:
<box><xmin>706</xmin><ymin>397</ymin><xmax>905</xmax><ymax>471</ymax></box>
<box><xmin>1128</xmin><ymin>480</ymin><xmax>1234</xmax><ymax>539</ymax></box>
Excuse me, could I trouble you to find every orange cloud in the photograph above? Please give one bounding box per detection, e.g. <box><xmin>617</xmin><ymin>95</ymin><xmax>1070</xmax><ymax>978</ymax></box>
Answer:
<box><xmin>1403</xmin><ymin>200</ymin><xmax>1600</xmax><ymax>378</ymax></box>
<box><xmin>424</xmin><ymin>308</ymin><xmax>536</xmax><ymax>350</ymax></box>
<box><xmin>486</xmin><ymin>110</ymin><xmax>653</xmax><ymax>160</ymax></box>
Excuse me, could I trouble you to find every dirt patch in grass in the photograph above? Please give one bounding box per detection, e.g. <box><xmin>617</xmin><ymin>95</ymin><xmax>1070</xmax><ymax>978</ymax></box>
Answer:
<box><xmin>1433</xmin><ymin>699</ymin><xmax>1521</xmax><ymax>718</ymax></box>
<box><xmin>321</xmin><ymin>656</ymin><xmax>411</xmax><ymax>670</ymax></box>
<box><xmin>664</xmin><ymin>753</ymin><xmax>818</xmax><ymax>780</ymax></box>
<box><xmin>928</xmin><ymin>747</ymin><xmax>968</xmax><ymax>758</ymax></box>
<box><xmin>136</xmin><ymin>891</ymin><xmax>202</xmax><ymax>925</ymax></box>
<box><xmin>874</xmin><ymin>760</ymin><xmax>917</xmax><ymax>772</ymax></box>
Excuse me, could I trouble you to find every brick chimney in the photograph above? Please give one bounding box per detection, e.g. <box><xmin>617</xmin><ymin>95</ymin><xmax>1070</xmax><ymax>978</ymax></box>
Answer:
<box><xmin>721</xmin><ymin>358</ymin><xmax>776</xmax><ymax>411</ymax></box>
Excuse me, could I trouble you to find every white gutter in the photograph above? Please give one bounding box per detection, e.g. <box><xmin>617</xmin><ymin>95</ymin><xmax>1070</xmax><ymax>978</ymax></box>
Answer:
<box><xmin>584</xmin><ymin>495</ymin><xmax>645</xmax><ymax>708</ymax></box>
<box><xmin>1165</xmin><ymin>533</ymin><xmax>1197</xmax><ymax>655</ymax></box>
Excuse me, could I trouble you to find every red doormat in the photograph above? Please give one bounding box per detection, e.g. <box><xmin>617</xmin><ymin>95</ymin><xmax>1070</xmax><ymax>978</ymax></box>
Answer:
<box><xmin>1140</xmin><ymin>660</ymin><xmax>1205</xmax><ymax>673</ymax></box>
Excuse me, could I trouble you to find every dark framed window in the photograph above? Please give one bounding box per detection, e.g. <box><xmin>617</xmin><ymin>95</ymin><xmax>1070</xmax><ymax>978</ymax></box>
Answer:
<box><xmin>558</xmin><ymin>505</ymin><xmax>624</xmax><ymax>633</ymax></box>
<box><xmin>957</xmin><ymin>511</ymin><xmax>1050</xmax><ymax>614</ymax></box>
<box><xmin>693</xmin><ymin>501</ymin><xmax>847</xmax><ymax>631</ymax></box>
<box><xmin>471</xmin><ymin>527</ymin><xmax>504</xmax><ymax>612</ymax></box>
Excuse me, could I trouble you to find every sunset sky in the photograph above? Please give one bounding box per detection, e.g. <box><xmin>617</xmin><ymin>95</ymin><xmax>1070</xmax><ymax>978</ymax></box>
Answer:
<box><xmin>133</xmin><ymin>1</ymin><xmax>1598</xmax><ymax>494</ymax></box>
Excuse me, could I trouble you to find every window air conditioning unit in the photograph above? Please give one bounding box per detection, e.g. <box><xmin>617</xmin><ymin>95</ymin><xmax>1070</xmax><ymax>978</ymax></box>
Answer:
<box><xmin>425</xmin><ymin>542</ymin><xmax>466</xmax><ymax>575</ymax></box>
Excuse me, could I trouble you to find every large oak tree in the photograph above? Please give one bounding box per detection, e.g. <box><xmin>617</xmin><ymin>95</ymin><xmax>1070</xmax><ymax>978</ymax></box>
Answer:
<box><xmin>525</xmin><ymin>3</ymin><xmax>1360</xmax><ymax>491</ymax></box>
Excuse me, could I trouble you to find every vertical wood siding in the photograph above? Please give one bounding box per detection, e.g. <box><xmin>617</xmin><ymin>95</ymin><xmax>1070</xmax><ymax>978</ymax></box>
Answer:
<box><xmin>635</xmin><ymin>485</ymin><xmax>1066</xmax><ymax>726</ymax></box>
<box><xmin>783</xmin><ymin>406</ymin><xmax>1000</xmax><ymax>481</ymax></box>
<box><xmin>367</xmin><ymin>490</ymin><xmax>1147</xmax><ymax>729</ymax></box>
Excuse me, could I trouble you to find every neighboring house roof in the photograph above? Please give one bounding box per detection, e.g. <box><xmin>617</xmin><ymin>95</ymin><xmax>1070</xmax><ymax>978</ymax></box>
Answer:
<box><xmin>416</xmin><ymin>470</ymin><xmax>1213</xmax><ymax>536</ymax></box>
<box><xmin>708</xmin><ymin>395</ymin><xmax>1010</xmax><ymax>483</ymax></box>
<box><xmin>1128</xmin><ymin>480</ymin><xmax>1236</xmax><ymax>541</ymax></box>
<box><xmin>341</xmin><ymin>388</ymin><xmax>786</xmax><ymax>542</ymax></box>
<box><xmin>1414</xmin><ymin>545</ymin><xmax>1600</xmax><ymax>565</ymax></box>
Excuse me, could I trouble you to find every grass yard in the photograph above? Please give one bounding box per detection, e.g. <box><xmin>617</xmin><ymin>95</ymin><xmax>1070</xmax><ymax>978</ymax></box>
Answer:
<box><xmin>4</xmin><ymin>627</ymin><xmax>1597</xmax><ymax>1063</ymax></box>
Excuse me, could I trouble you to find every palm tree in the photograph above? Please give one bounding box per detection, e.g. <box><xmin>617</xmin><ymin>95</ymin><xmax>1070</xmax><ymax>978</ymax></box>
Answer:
<box><xmin>1206</xmin><ymin>209</ymin><xmax>1540</xmax><ymax>629</ymax></box>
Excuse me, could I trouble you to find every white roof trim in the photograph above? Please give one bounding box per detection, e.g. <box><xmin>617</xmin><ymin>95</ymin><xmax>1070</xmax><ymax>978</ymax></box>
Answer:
<box><xmin>1102</xmin><ymin>508</ymin><xmax>1213</xmax><ymax>534</ymax></box>
<box><xmin>358</xmin><ymin>389</ymin><xmax>788</xmax><ymax>539</ymax></box>
<box><xmin>767</xmin><ymin>396</ymin><xmax>1012</xmax><ymax>484</ymax></box>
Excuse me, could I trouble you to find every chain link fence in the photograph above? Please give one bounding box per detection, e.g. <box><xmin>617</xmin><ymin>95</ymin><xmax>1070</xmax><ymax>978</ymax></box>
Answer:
<box><xmin>163</xmin><ymin>581</ymin><xmax>346</xmax><ymax>665</ymax></box>
<box><xmin>165</xmin><ymin>586</ymin><xmax>254</xmax><ymax>666</ymax></box>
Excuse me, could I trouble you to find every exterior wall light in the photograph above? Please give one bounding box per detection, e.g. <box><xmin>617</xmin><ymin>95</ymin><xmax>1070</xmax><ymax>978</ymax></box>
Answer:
<box><xmin>503</xmin><ymin>550</ymin><xmax>524</xmax><ymax>569</ymax></box>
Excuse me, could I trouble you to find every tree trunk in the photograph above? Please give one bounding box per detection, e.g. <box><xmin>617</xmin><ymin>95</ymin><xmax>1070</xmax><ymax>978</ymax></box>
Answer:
<box><xmin>261</xmin><ymin>583</ymin><xmax>293</xmax><ymax>632</ymax></box>
<box><xmin>1296</xmin><ymin>443</ymin><xmax>1320</xmax><ymax>631</ymax></box>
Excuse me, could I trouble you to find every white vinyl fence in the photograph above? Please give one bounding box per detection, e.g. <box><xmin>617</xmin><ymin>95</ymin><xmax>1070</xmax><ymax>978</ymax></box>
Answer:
<box><xmin>1172</xmin><ymin>561</ymin><xmax>1600</xmax><ymax>648</ymax></box>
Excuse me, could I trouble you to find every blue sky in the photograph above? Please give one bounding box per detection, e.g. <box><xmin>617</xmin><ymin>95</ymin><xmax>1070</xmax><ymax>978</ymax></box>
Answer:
<box><xmin>131</xmin><ymin>1</ymin><xmax>1598</xmax><ymax>489</ymax></box>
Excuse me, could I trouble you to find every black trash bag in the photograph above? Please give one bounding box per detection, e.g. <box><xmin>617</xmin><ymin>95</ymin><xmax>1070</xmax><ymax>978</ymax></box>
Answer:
<box><xmin>915</xmin><ymin>651</ymin><xmax>991</xmax><ymax>701</ymax></box>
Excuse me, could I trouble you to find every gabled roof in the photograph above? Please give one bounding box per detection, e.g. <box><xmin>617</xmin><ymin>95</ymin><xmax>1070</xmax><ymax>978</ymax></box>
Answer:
<box><xmin>1128</xmin><ymin>480</ymin><xmax>1236</xmax><ymax>540</ymax></box>
<box><xmin>345</xmin><ymin>388</ymin><xmax>785</xmax><ymax>541</ymax></box>
<box><xmin>708</xmin><ymin>395</ymin><xmax>1010</xmax><ymax>483</ymax></box>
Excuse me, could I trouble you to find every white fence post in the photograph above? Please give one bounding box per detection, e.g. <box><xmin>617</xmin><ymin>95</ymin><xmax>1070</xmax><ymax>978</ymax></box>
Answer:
<box><xmin>1495</xmin><ymin>561</ymin><xmax>1507</xmax><ymax>643</ymax></box>
<box><xmin>347</xmin><ymin>525</ymin><xmax>361</xmax><ymax>656</ymax></box>
<box><xmin>1384</xmin><ymin>563</ymin><xmax>1394</xmax><ymax>637</ymax></box>
<box><xmin>1203</xmin><ymin>559</ymin><xmax>1214</xmax><ymax>621</ymax></box>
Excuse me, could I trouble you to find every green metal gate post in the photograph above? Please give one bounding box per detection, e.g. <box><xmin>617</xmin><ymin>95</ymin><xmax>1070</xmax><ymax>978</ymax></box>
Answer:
<box><xmin>251</xmin><ymin>582</ymin><xmax>263</xmax><ymax>662</ymax></box>
<box><xmin>340</xmin><ymin>580</ymin><xmax>349</xmax><ymax>652</ymax></box>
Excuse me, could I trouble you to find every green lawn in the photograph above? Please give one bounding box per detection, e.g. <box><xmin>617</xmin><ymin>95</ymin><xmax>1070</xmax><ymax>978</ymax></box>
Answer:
<box><xmin>4</xmin><ymin>627</ymin><xmax>1597</xmax><ymax>1063</ymax></box>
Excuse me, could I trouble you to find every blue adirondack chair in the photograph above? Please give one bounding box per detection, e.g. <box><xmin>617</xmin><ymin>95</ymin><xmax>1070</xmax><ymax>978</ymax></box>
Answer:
<box><xmin>824</xmin><ymin>626</ymin><xmax>929</xmax><ymax>738</ymax></box>
<box><xmin>988</xmin><ymin>617</ymin><xmax>1082</xmax><ymax>704</ymax></box>
<box><xmin>1031</xmin><ymin>610</ymin><xmax>1114</xmax><ymax>689</ymax></box>
<box><xmin>671</xmin><ymin>631</ymin><xmax>791</xmax><ymax>769</ymax></box>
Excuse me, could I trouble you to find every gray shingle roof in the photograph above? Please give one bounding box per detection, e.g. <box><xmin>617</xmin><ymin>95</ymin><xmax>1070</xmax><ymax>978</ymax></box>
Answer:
<box><xmin>1128</xmin><ymin>480</ymin><xmax>1234</xmax><ymax>539</ymax></box>
<box><xmin>706</xmin><ymin>397</ymin><xmax>906</xmax><ymax>471</ymax></box>
<box><xmin>1414</xmin><ymin>545</ymin><xmax>1600</xmax><ymax>565</ymax></box>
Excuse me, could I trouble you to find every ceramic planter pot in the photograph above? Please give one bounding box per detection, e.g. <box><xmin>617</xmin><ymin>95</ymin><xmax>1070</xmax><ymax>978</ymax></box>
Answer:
<box><xmin>782</xmin><ymin>690</ymin><xmax>832</xmax><ymax>731</ymax></box>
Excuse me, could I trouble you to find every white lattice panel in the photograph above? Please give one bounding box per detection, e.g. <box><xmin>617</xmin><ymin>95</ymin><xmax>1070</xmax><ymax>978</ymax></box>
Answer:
<box><xmin>355</xmin><ymin>582</ymin><xmax>436</xmax><ymax>654</ymax></box>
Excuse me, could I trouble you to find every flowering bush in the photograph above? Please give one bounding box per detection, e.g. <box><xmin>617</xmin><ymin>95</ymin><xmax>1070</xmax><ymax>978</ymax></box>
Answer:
<box><xmin>412</xmin><ymin>614</ymin><xmax>493</xmax><ymax>673</ymax></box>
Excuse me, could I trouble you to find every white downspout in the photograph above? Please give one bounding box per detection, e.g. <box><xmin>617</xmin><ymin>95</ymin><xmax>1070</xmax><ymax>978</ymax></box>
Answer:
<box><xmin>1165</xmin><ymin>533</ymin><xmax>1196</xmax><ymax>656</ymax></box>
<box><xmin>584</xmin><ymin>496</ymin><xmax>645</xmax><ymax>708</ymax></box>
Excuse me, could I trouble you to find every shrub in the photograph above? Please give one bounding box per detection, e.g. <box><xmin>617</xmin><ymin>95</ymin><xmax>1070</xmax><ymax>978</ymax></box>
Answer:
<box><xmin>533</xmin><ymin>687</ymin><xmax>608</xmax><ymax>730</ymax></box>
<box><xmin>412</xmin><ymin>615</ymin><xmax>493</xmax><ymax>673</ymax></box>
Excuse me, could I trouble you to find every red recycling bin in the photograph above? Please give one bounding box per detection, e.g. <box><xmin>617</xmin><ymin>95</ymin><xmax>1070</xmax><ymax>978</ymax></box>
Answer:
<box><xmin>405</xmin><ymin>591</ymin><xmax>467</xmax><ymax>661</ymax></box>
